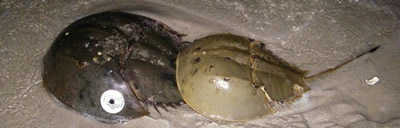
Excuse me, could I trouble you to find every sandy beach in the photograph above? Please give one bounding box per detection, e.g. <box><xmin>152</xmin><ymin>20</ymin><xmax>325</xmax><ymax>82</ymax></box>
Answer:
<box><xmin>1</xmin><ymin>0</ymin><xmax>399</xmax><ymax>127</ymax></box>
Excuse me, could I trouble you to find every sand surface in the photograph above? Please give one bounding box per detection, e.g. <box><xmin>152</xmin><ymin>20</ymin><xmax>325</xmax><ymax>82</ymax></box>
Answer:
<box><xmin>1</xmin><ymin>0</ymin><xmax>400</xmax><ymax>127</ymax></box>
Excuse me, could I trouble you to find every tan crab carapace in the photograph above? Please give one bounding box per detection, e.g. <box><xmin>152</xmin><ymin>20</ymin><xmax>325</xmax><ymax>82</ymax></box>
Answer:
<box><xmin>176</xmin><ymin>33</ymin><xmax>309</xmax><ymax>121</ymax></box>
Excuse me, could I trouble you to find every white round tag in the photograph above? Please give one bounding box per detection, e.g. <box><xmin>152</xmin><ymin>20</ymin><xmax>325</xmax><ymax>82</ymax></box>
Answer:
<box><xmin>100</xmin><ymin>90</ymin><xmax>125</xmax><ymax>114</ymax></box>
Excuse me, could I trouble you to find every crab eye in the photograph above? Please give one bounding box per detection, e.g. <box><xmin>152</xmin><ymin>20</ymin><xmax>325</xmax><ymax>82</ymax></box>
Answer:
<box><xmin>176</xmin><ymin>34</ymin><xmax>307</xmax><ymax>121</ymax></box>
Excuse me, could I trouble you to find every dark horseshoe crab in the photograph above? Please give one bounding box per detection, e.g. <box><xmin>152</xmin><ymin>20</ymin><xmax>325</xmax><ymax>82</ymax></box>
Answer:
<box><xmin>42</xmin><ymin>11</ymin><xmax>183</xmax><ymax>123</ymax></box>
<box><xmin>176</xmin><ymin>33</ymin><xmax>378</xmax><ymax>121</ymax></box>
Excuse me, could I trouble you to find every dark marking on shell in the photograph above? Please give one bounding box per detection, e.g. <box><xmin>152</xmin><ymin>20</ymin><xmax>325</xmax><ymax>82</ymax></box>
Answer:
<box><xmin>209</xmin><ymin>65</ymin><xmax>214</xmax><ymax>72</ymax></box>
<box><xmin>223</xmin><ymin>77</ymin><xmax>230</xmax><ymax>81</ymax></box>
<box><xmin>192</xmin><ymin>57</ymin><xmax>201</xmax><ymax>64</ymax></box>
<box><xmin>192</xmin><ymin>69</ymin><xmax>199</xmax><ymax>76</ymax></box>
<box><xmin>194</xmin><ymin>47</ymin><xmax>202</xmax><ymax>51</ymax></box>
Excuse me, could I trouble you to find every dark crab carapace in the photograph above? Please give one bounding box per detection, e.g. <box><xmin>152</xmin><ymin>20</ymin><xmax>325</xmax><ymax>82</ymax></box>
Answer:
<box><xmin>176</xmin><ymin>34</ymin><xmax>310</xmax><ymax>121</ymax></box>
<box><xmin>42</xmin><ymin>11</ymin><xmax>183</xmax><ymax>123</ymax></box>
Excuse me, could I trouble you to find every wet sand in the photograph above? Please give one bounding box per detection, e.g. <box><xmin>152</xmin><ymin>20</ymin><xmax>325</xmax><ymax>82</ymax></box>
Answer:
<box><xmin>1</xmin><ymin>0</ymin><xmax>400</xmax><ymax>127</ymax></box>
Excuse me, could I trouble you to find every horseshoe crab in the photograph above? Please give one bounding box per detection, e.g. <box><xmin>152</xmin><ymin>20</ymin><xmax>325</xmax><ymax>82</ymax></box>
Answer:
<box><xmin>42</xmin><ymin>11</ymin><xmax>183</xmax><ymax>123</ymax></box>
<box><xmin>176</xmin><ymin>33</ymin><xmax>310</xmax><ymax>121</ymax></box>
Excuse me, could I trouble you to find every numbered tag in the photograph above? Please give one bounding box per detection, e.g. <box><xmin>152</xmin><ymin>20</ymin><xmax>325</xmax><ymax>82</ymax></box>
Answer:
<box><xmin>100</xmin><ymin>90</ymin><xmax>125</xmax><ymax>114</ymax></box>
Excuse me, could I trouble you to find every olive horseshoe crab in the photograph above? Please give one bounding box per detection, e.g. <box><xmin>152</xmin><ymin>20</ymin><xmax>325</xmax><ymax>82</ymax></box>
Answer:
<box><xmin>42</xmin><ymin>11</ymin><xmax>183</xmax><ymax>123</ymax></box>
<box><xmin>176</xmin><ymin>33</ymin><xmax>378</xmax><ymax>121</ymax></box>
<box><xmin>176</xmin><ymin>34</ymin><xmax>309</xmax><ymax>121</ymax></box>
